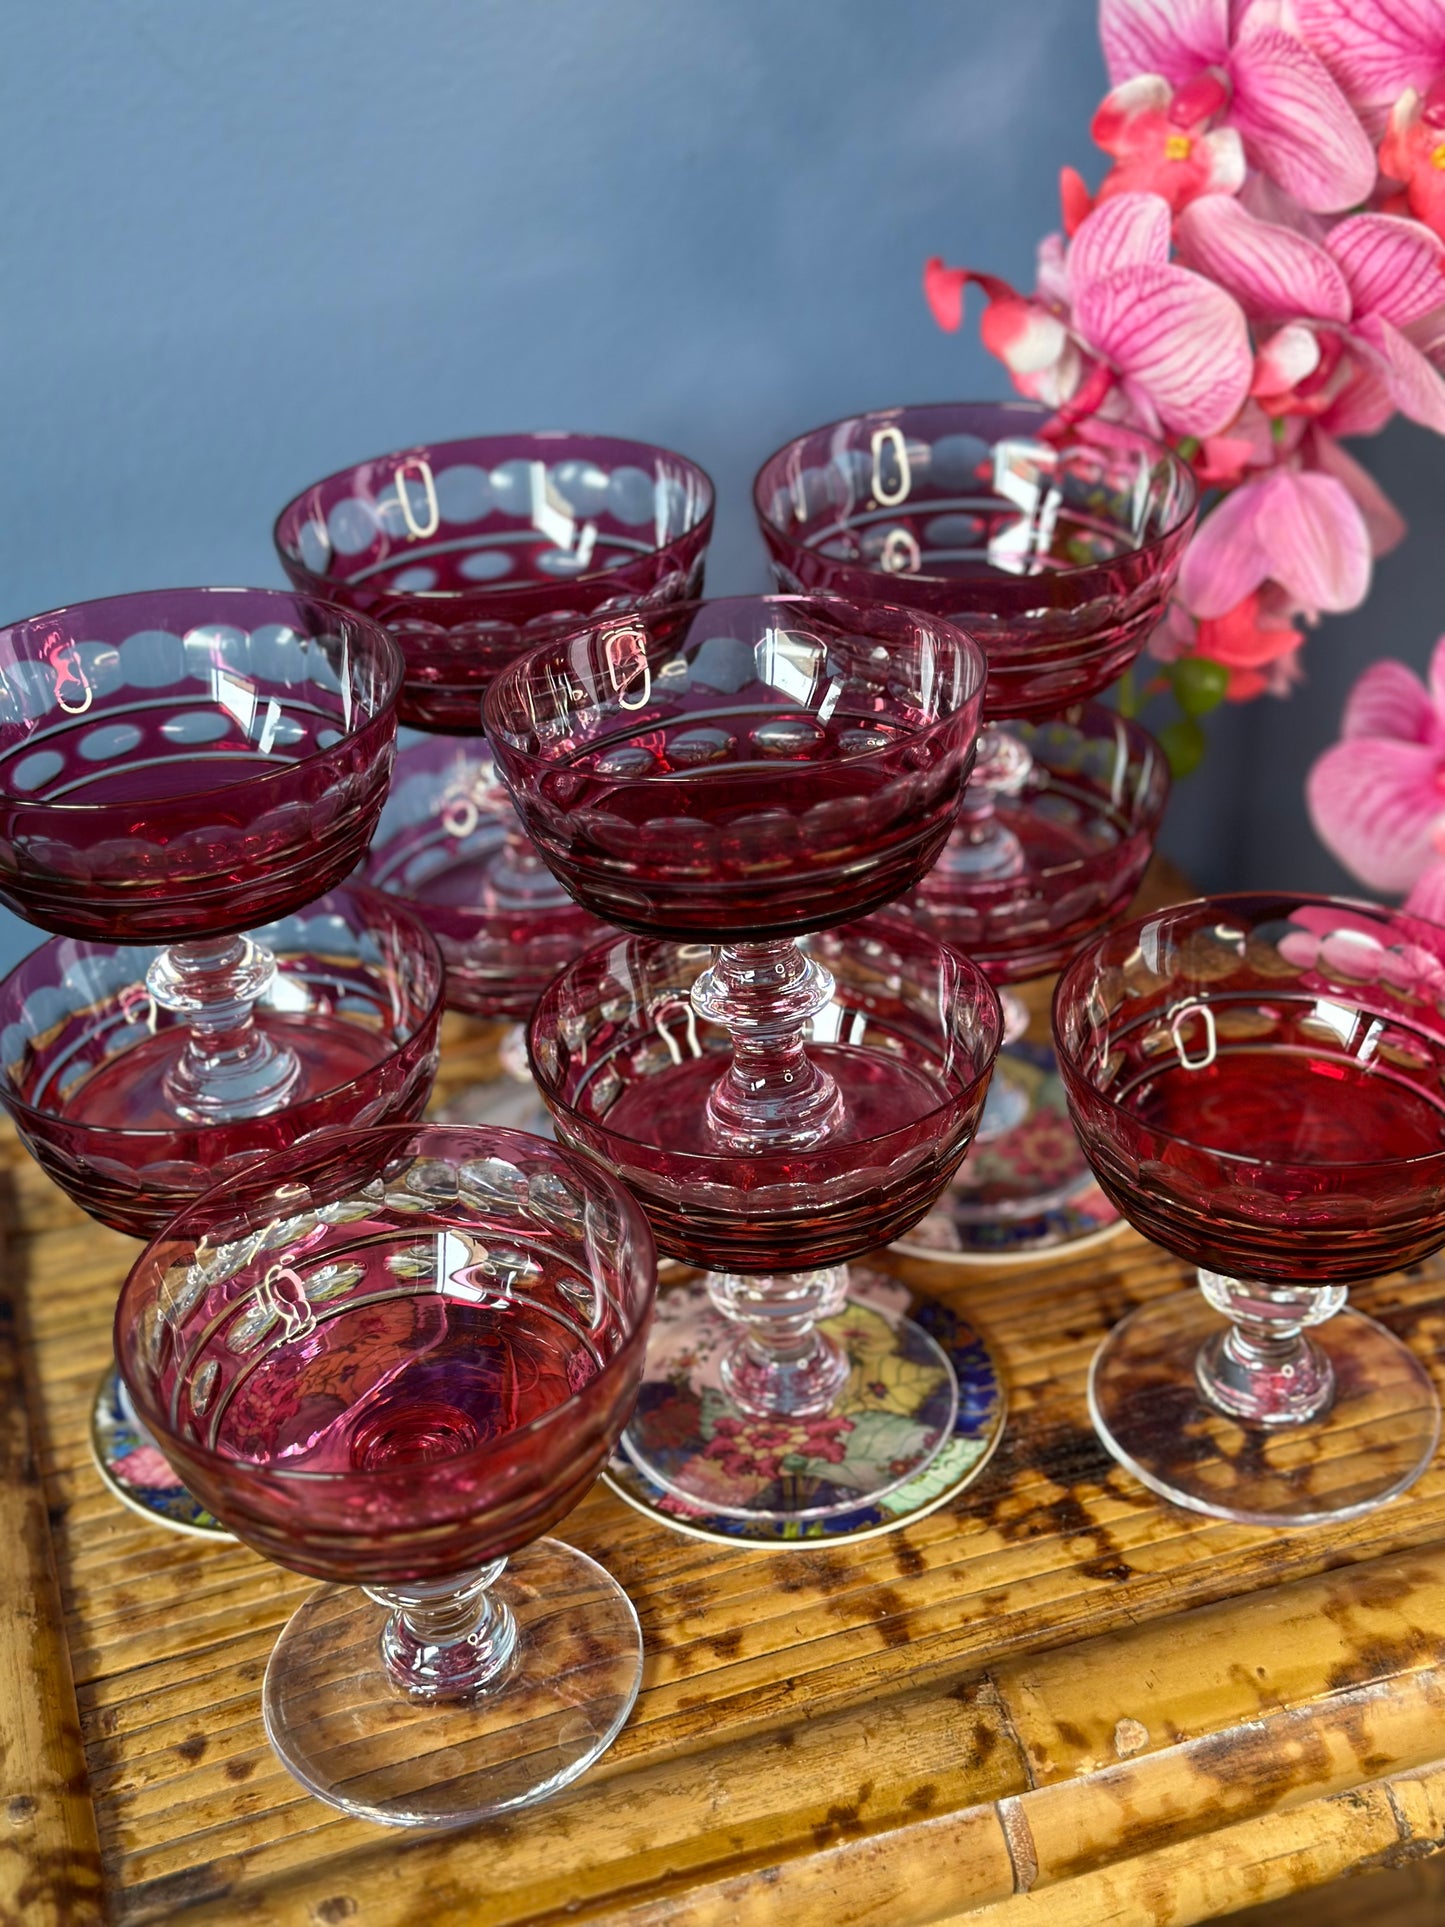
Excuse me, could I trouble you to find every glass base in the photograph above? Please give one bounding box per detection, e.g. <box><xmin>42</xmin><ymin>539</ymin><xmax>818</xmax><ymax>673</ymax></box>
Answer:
<box><xmin>1090</xmin><ymin>1295</ymin><xmax>1442</xmax><ymax>1526</ymax></box>
<box><xmin>90</xmin><ymin>1364</ymin><xmax>232</xmax><ymax>1539</ymax></box>
<box><xmin>620</xmin><ymin>1273</ymin><xmax>959</xmax><ymax>1525</ymax></box>
<box><xmin>262</xmin><ymin>1540</ymin><xmax>642</xmax><ymax>1829</ymax></box>
<box><xmin>607</xmin><ymin>1265</ymin><xmax>1005</xmax><ymax>1546</ymax></box>
<box><xmin>892</xmin><ymin>1039</ymin><xmax>1124</xmax><ymax>1265</ymax></box>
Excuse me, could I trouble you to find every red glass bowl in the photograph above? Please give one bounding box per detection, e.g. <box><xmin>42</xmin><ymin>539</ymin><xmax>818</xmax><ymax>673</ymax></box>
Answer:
<box><xmin>910</xmin><ymin>704</ymin><xmax>1169</xmax><ymax>981</ymax></box>
<box><xmin>529</xmin><ymin>917</ymin><xmax>1001</xmax><ymax>1271</ymax></box>
<box><xmin>1053</xmin><ymin>894</ymin><xmax>1445</xmax><ymax>1285</ymax></box>
<box><xmin>364</xmin><ymin>733</ymin><xmax>605</xmax><ymax>1020</ymax></box>
<box><xmin>485</xmin><ymin>594</ymin><xmax>987</xmax><ymax>943</ymax></box>
<box><xmin>0</xmin><ymin>587</ymin><xmax>401</xmax><ymax>944</ymax></box>
<box><xmin>115</xmin><ymin>1125</ymin><xmax>656</xmax><ymax>1584</ymax></box>
<box><xmin>275</xmin><ymin>433</ymin><xmax>715</xmax><ymax>732</ymax></box>
<box><xmin>0</xmin><ymin>884</ymin><xmax>443</xmax><ymax>1238</ymax></box>
<box><xmin>753</xmin><ymin>402</ymin><xmax>1197</xmax><ymax>720</ymax></box>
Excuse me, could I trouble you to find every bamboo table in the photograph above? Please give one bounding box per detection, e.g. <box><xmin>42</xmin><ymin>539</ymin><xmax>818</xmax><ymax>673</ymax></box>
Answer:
<box><xmin>8</xmin><ymin>871</ymin><xmax>1445</xmax><ymax>1925</ymax></box>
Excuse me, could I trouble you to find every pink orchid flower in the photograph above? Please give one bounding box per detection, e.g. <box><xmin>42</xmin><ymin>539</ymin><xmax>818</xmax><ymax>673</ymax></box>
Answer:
<box><xmin>1102</xmin><ymin>0</ymin><xmax>1377</xmax><ymax>212</ymax></box>
<box><xmin>1293</xmin><ymin>0</ymin><xmax>1445</xmax><ymax>137</ymax></box>
<box><xmin>1379</xmin><ymin>82</ymin><xmax>1445</xmax><ymax>243</ymax></box>
<box><xmin>1174</xmin><ymin>194</ymin><xmax>1445</xmax><ymax>434</ymax></box>
<box><xmin>1086</xmin><ymin>71</ymin><xmax>1246</xmax><ymax>214</ymax></box>
<box><xmin>1307</xmin><ymin>635</ymin><xmax>1445</xmax><ymax>896</ymax></box>
<box><xmin>926</xmin><ymin>192</ymin><xmax>1252</xmax><ymax>439</ymax></box>
<box><xmin>1195</xmin><ymin>584</ymin><xmax>1305</xmax><ymax>700</ymax></box>
<box><xmin>1178</xmin><ymin>465</ymin><xmax>1372</xmax><ymax>620</ymax></box>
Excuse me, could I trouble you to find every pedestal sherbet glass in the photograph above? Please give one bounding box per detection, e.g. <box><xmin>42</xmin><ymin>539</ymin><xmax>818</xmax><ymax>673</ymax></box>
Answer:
<box><xmin>276</xmin><ymin>432</ymin><xmax>714</xmax><ymax>1121</ymax></box>
<box><xmin>530</xmin><ymin>918</ymin><xmax>1000</xmax><ymax>1524</ymax></box>
<box><xmin>755</xmin><ymin>403</ymin><xmax>1192</xmax><ymax>1260</ymax></box>
<box><xmin>115</xmin><ymin>1122</ymin><xmax>656</xmax><ymax>1827</ymax></box>
<box><xmin>1053</xmin><ymin>894</ymin><xmax>1445</xmax><ymax>1526</ymax></box>
<box><xmin>0</xmin><ymin>587</ymin><xmax>402</xmax><ymax>1125</ymax></box>
<box><xmin>487</xmin><ymin>594</ymin><xmax>1001</xmax><ymax>1532</ymax></box>
<box><xmin>898</xmin><ymin>703</ymin><xmax>1168</xmax><ymax>1261</ymax></box>
<box><xmin>0</xmin><ymin>882</ymin><xmax>444</xmax><ymax>1239</ymax></box>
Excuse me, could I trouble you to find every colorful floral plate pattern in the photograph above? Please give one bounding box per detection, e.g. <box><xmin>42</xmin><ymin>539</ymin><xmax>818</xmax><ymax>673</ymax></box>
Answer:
<box><xmin>604</xmin><ymin>1267</ymin><xmax>1005</xmax><ymax>1547</ymax></box>
<box><xmin>893</xmin><ymin>1039</ymin><xmax>1126</xmax><ymax>1265</ymax></box>
<box><xmin>91</xmin><ymin>1364</ymin><xmax>232</xmax><ymax>1539</ymax></box>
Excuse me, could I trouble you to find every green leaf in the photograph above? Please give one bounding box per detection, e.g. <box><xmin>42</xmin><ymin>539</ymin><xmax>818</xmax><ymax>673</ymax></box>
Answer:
<box><xmin>1160</xmin><ymin>714</ymin><xmax>1207</xmax><ymax>778</ymax></box>
<box><xmin>1171</xmin><ymin>656</ymin><xmax>1229</xmax><ymax>717</ymax></box>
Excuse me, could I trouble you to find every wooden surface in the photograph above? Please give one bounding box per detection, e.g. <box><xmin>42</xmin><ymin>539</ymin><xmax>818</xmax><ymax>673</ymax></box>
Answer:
<box><xmin>7</xmin><ymin>865</ymin><xmax>1445</xmax><ymax>1925</ymax></box>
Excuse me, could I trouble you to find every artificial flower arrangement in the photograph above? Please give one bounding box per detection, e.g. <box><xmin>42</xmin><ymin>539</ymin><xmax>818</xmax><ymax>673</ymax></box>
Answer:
<box><xmin>926</xmin><ymin>0</ymin><xmax>1445</xmax><ymax>774</ymax></box>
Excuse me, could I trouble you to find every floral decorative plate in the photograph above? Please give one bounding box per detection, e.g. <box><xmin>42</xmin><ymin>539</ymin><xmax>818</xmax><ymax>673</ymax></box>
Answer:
<box><xmin>604</xmin><ymin>1266</ymin><xmax>1005</xmax><ymax>1547</ymax></box>
<box><xmin>893</xmin><ymin>1038</ymin><xmax>1127</xmax><ymax>1265</ymax></box>
<box><xmin>91</xmin><ymin>1364</ymin><xmax>232</xmax><ymax>1539</ymax></box>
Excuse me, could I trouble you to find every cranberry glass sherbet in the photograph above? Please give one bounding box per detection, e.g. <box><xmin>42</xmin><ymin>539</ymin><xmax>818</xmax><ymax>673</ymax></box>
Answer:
<box><xmin>117</xmin><ymin>1124</ymin><xmax>656</xmax><ymax>1826</ymax></box>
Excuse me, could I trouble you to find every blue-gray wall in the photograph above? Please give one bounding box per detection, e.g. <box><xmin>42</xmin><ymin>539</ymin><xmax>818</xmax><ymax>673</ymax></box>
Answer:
<box><xmin>4</xmin><ymin>0</ymin><xmax>1443</xmax><ymax>972</ymax></box>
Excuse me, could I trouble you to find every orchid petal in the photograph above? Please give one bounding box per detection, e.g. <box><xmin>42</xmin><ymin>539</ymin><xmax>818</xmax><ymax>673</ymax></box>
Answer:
<box><xmin>1227</xmin><ymin>27</ymin><xmax>1378</xmax><ymax>212</ymax></box>
<box><xmin>1069</xmin><ymin>193</ymin><xmax>1173</xmax><ymax>286</ymax></box>
<box><xmin>1092</xmin><ymin>74</ymin><xmax>1172</xmax><ymax>151</ymax></box>
<box><xmin>1291</xmin><ymin>0</ymin><xmax>1445</xmax><ymax>130</ymax></box>
<box><xmin>1100</xmin><ymin>0</ymin><xmax>1231</xmax><ymax>86</ymax></box>
<box><xmin>1404</xmin><ymin>861</ymin><xmax>1445</xmax><ymax>922</ymax></box>
<box><xmin>1317</xmin><ymin>354</ymin><xmax>1397</xmax><ymax>436</ymax></box>
<box><xmin>1174</xmin><ymin>193</ymin><xmax>1350</xmax><ymax>320</ymax></box>
<box><xmin>1202</xmin><ymin>126</ymin><xmax>1248</xmax><ymax>192</ymax></box>
<box><xmin>1327</xmin><ymin>214</ymin><xmax>1445</xmax><ymax>325</ymax></box>
<box><xmin>1258</xmin><ymin>469</ymin><xmax>1371</xmax><ymax>613</ymax></box>
<box><xmin>1253</xmin><ymin>323</ymin><xmax>1322</xmax><ymax>394</ymax></box>
<box><xmin>1073</xmin><ymin>261</ymin><xmax>1252</xmax><ymax>436</ymax></box>
<box><xmin>1354</xmin><ymin>312</ymin><xmax>1445</xmax><ymax>431</ymax></box>
<box><xmin>1427</xmin><ymin>633</ymin><xmax>1445</xmax><ymax>728</ymax></box>
<box><xmin>1306</xmin><ymin>736</ymin><xmax>1445</xmax><ymax>891</ymax></box>
<box><xmin>981</xmin><ymin>299</ymin><xmax>1069</xmax><ymax>375</ymax></box>
<box><xmin>1339</xmin><ymin>659</ymin><xmax>1435</xmax><ymax>743</ymax></box>
<box><xmin>1305</xmin><ymin>430</ymin><xmax>1408</xmax><ymax>557</ymax></box>
<box><xmin>1178</xmin><ymin>481</ymin><xmax>1273</xmax><ymax>616</ymax></box>
<box><xmin>924</xmin><ymin>259</ymin><xmax>969</xmax><ymax>332</ymax></box>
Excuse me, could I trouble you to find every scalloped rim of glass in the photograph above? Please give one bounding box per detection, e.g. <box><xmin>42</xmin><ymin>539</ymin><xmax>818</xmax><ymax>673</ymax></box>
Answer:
<box><xmin>1052</xmin><ymin>890</ymin><xmax>1445</xmax><ymax>1176</ymax></box>
<box><xmin>114</xmin><ymin>1123</ymin><xmax>659</xmax><ymax>1482</ymax></box>
<box><xmin>0</xmin><ymin>586</ymin><xmax>404</xmax><ymax>813</ymax></box>
<box><xmin>272</xmin><ymin>429</ymin><xmax>718</xmax><ymax>603</ymax></box>
<box><xmin>751</xmin><ymin>399</ymin><xmax>1200</xmax><ymax>590</ymax></box>
<box><xmin>482</xmin><ymin>593</ymin><xmax>990</xmax><ymax>779</ymax></box>
<box><xmin>0</xmin><ymin>883</ymin><xmax>445</xmax><ymax>1144</ymax></box>
<box><xmin>530</xmin><ymin>917</ymin><xmax>1005</xmax><ymax>1160</ymax></box>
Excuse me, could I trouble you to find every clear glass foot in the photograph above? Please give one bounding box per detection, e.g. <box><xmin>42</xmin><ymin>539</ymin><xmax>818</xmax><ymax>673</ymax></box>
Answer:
<box><xmin>1089</xmin><ymin>1289</ymin><xmax>1440</xmax><ymax>1525</ymax></box>
<box><xmin>262</xmin><ymin>1539</ymin><xmax>642</xmax><ymax>1828</ymax></box>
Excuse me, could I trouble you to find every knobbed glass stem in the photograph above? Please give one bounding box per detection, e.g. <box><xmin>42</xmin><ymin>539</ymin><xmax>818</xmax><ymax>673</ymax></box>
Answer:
<box><xmin>707</xmin><ymin>1267</ymin><xmax>850</xmax><ymax>1417</ymax></box>
<box><xmin>691</xmin><ymin>939</ymin><xmax>844</xmax><ymax>1153</ymax></box>
<box><xmin>1195</xmin><ymin>1270</ymin><xmax>1348</xmax><ymax>1426</ymax></box>
<box><xmin>147</xmin><ymin>935</ymin><xmax>301</xmax><ymax>1123</ymax></box>
<box><xmin>366</xmin><ymin>1559</ymin><xmax>518</xmax><ymax>1703</ymax></box>
<box><xmin>933</xmin><ymin>724</ymin><xmax>1033</xmax><ymax>882</ymax></box>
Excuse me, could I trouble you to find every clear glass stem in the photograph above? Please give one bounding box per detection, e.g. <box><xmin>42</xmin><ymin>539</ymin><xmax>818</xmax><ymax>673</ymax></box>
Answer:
<box><xmin>490</xmin><ymin>798</ymin><xmax>574</xmax><ymax>910</ymax></box>
<box><xmin>691</xmin><ymin>939</ymin><xmax>844</xmax><ymax>1153</ymax></box>
<box><xmin>1195</xmin><ymin>1270</ymin><xmax>1347</xmax><ymax>1426</ymax></box>
<box><xmin>707</xmin><ymin>1266</ymin><xmax>850</xmax><ymax>1417</ymax></box>
<box><xmin>933</xmin><ymin>724</ymin><xmax>1033</xmax><ymax>882</ymax></box>
<box><xmin>366</xmin><ymin>1558</ymin><xmax>518</xmax><ymax>1703</ymax></box>
<box><xmin>147</xmin><ymin>934</ymin><xmax>301</xmax><ymax>1123</ymax></box>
